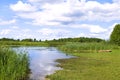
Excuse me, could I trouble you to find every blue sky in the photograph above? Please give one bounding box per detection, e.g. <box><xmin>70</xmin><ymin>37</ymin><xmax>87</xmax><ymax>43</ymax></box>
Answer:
<box><xmin>0</xmin><ymin>0</ymin><xmax>120</xmax><ymax>40</ymax></box>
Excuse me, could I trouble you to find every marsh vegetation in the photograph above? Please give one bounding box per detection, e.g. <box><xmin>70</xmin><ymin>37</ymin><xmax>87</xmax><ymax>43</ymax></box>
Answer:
<box><xmin>47</xmin><ymin>43</ymin><xmax>120</xmax><ymax>80</ymax></box>
<box><xmin>0</xmin><ymin>46</ymin><xmax>29</xmax><ymax>80</ymax></box>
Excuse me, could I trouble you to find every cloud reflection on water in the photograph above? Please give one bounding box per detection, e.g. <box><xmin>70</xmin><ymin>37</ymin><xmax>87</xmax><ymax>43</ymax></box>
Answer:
<box><xmin>20</xmin><ymin>47</ymin><xmax>72</xmax><ymax>80</ymax></box>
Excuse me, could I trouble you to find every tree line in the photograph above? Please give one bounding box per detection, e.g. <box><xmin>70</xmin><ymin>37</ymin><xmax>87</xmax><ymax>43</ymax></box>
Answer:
<box><xmin>0</xmin><ymin>38</ymin><xmax>41</xmax><ymax>42</ymax></box>
<box><xmin>49</xmin><ymin>37</ymin><xmax>104</xmax><ymax>43</ymax></box>
<box><xmin>0</xmin><ymin>37</ymin><xmax>104</xmax><ymax>43</ymax></box>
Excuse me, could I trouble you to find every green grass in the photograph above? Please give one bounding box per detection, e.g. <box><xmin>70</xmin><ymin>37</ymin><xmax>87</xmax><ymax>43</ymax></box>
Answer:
<box><xmin>0</xmin><ymin>41</ymin><xmax>48</xmax><ymax>46</ymax></box>
<box><xmin>0</xmin><ymin>46</ymin><xmax>29</xmax><ymax>80</ymax></box>
<box><xmin>58</xmin><ymin>42</ymin><xmax>119</xmax><ymax>53</ymax></box>
<box><xmin>47</xmin><ymin>42</ymin><xmax>120</xmax><ymax>80</ymax></box>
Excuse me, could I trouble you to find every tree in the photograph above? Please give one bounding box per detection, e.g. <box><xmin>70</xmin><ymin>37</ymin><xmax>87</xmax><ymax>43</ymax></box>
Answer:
<box><xmin>21</xmin><ymin>38</ymin><xmax>33</xmax><ymax>42</ymax></box>
<box><xmin>39</xmin><ymin>39</ymin><xmax>41</xmax><ymax>42</ymax></box>
<box><xmin>33</xmin><ymin>38</ymin><xmax>37</xmax><ymax>42</ymax></box>
<box><xmin>0</xmin><ymin>38</ymin><xmax>15</xmax><ymax>41</ymax></box>
<box><xmin>110</xmin><ymin>24</ymin><xmax>120</xmax><ymax>45</ymax></box>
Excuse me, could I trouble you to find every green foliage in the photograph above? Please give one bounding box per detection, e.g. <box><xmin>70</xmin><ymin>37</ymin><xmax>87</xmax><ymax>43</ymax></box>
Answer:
<box><xmin>46</xmin><ymin>42</ymin><xmax>66</xmax><ymax>47</ymax></box>
<box><xmin>50</xmin><ymin>37</ymin><xmax>104</xmax><ymax>43</ymax></box>
<box><xmin>0</xmin><ymin>37</ymin><xmax>105</xmax><ymax>47</ymax></box>
<box><xmin>58</xmin><ymin>42</ymin><xmax>119</xmax><ymax>53</ymax></box>
<box><xmin>0</xmin><ymin>38</ymin><xmax>16</xmax><ymax>41</ymax></box>
<box><xmin>0</xmin><ymin>38</ymin><xmax>41</xmax><ymax>42</ymax></box>
<box><xmin>46</xmin><ymin>37</ymin><xmax>104</xmax><ymax>47</ymax></box>
<box><xmin>0</xmin><ymin>41</ymin><xmax>48</xmax><ymax>46</ymax></box>
<box><xmin>21</xmin><ymin>38</ymin><xmax>33</xmax><ymax>42</ymax></box>
<box><xmin>0</xmin><ymin>46</ymin><xmax>29</xmax><ymax>80</ymax></box>
<box><xmin>110</xmin><ymin>24</ymin><xmax>120</xmax><ymax>45</ymax></box>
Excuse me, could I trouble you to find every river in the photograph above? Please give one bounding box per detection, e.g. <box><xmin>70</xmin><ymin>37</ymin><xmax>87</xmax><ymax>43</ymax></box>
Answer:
<box><xmin>15</xmin><ymin>47</ymin><xmax>72</xmax><ymax>80</ymax></box>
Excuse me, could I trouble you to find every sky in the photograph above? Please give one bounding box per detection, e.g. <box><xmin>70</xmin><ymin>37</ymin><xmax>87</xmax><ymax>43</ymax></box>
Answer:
<box><xmin>0</xmin><ymin>0</ymin><xmax>120</xmax><ymax>40</ymax></box>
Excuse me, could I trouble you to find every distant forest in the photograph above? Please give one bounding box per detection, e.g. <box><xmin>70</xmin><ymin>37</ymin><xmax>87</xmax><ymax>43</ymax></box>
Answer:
<box><xmin>0</xmin><ymin>37</ymin><xmax>104</xmax><ymax>43</ymax></box>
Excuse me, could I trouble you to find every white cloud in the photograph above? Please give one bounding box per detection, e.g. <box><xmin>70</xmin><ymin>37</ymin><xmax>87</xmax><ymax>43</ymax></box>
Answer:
<box><xmin>37</xmin><ymin>28</ymin><xmax>71</xmax><ymax>40</ymax></box>
<box><xmin>0</xmin><ymin>29</ymin><xmax>12</xmax><ymax>35</ymax></box>
<box><xmin>86</xmin><ymin>25</ymin><xmax>107</xmax><ymax>33</ymax></box>
<box><xmin>10</xmin><ymin>1</ymin><xmax>37</xmax><ymax>12</ymax></box>
<box><xmin>11</xmin><ymin>26</ymin><xmax>19</xmax><ymax>29</ymax></box>
<box><xmin>28</xmin><ymin>0</ymin><xmax>65</xmax><ymax>4</ymax></box>
<box><xmin>66</xmin><ymin>24</ymin><xmax>107</xmax><ymax>33</ymax></box>
<box><xmin>113</xmin><ymin>0</ymin><xmax>120</xmax><ymax>3</ymax></box>
<box><xmin>7</xmin><ymin>0</ymin><xmax>120</xmax><ymax>40</ymax></box>
<box><xmin>10</xmin><ymin>0</ymin><xmax>120</xmax><ymax>26</ymax></box>
<box><xmin>68</xmin><ymin>1</ymin><xmax>120</xmax><ymax>22</ymax></box>
<box><xmin>0</xmin><ymin>27</ymin><xmax>71</xmax><ymax>40</ymax></box>
<box><xmin>27</xmin><ymin>0</ymin><xmax>86</xmax><ymax>4</ymax></box>
<box><xmin>15</xmin><ymin>2</ymin><xmax>72</xmax><ymax>26</ymax></box>
<box><xmin>0</xmin><ymin>19</ymin><xmax>16</xmax><ymax>25</ymax></box>
<box><xmin>0</xmin><ymin>23</ymin><xmax>117</xmax><ymax>40</ymax></box>
<box><xmin>28</xmin><ymin>0</ymin><xmax>39</xmax><ymax>3</ymax></box>
<box><xmin>76</xmin><ymin>23</ymin><xmax>117</xmax><ymax>39</ymax></box>
<box><xmin>37</xmin><ymin>28</ymin><xmax>70</xmax><ymax>35</ymax></box>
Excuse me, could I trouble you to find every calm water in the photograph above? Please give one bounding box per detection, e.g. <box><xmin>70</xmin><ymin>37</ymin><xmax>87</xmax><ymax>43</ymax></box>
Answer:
<box><xmin>15</xmin><ymin>47</ymin><xmax>72</xmax><ymax>80</ymax></box>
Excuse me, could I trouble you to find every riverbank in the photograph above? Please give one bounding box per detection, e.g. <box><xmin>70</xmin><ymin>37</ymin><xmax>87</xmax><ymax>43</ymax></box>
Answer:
<box><xmin>0</xmin><ymin>46</ymin><xmax>30</xmax><ymax>80</ymax></box>
<box><xmin>47</xmin><ymin>42</ymin><xmax>120</xmax><ymax>80</ymax></box>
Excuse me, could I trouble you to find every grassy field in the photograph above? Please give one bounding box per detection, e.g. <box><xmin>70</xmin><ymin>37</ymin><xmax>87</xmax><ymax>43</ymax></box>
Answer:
<box><xmin>47</xmin><ymin>42</ymin><xmax>120</xmax><ymax>80</ymax></box>
<box><xmin>0</xmin><ymin>46</ymin><xmax>29</xmax><ymax>80</ymax></box>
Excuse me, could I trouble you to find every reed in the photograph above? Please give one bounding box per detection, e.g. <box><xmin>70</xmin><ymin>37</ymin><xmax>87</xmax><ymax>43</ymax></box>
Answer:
<box><xmin>0</xmin><ymin>46</ymin><xmax>29</xmax><ymax>80</ymax></box>
<box><xmin>58</xmin><ymin>42</ymin><xmax>119</xmax><ymax>54</ymax></box>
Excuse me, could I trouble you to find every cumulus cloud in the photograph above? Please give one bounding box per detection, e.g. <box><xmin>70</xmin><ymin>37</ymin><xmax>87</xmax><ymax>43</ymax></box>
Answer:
<box><xmin>76</xmin><ymin>23</ymin><xmax>117</xmax><ymax>39</ymax></box>
<box><xmin>0</xmin><ymin>23</ymin><xmax>116</xmax><ymax>40</ymax></box>
<box><xmin>28</xmin><ymin>0</ymin><xmax>65</xmax><ymax>4</ymax></box>
<box><xmin>65</xmin><ymin>24</ymin><xmax>107</xmax><ymax>33</ymax></box>
<box><xmin>10</xmin><ymin>1</ymin><xmax>37</xmax><ymax>12</ymax></box>
<box><xmin>8</xmin><ymin>0</ymin><xmax>120</xmax><ymax>39</ymax></box>
<box><xmin>14</xmin><ymin>2</ymin><xmax>72</xmax><ymax>26</ymax></box>
<box><xmin>113</xmin><ymin>0</ymin><xmax>120</xmax><ymax>3</ymax></box>
<box><xmin>83</xmin><ymin>24</ymin><xmax>107</xmax><ymax>33</ymax></box>
<box><xmin>11</xmin><ymin>26</ymin><xmax>19</xmax><ymax>29</ymax></box>
<box><xmin>37</xmin><ymin>28</ymin><xmax>71</xmax><ymax>40</ymax></box>
<box><xmin>10</xmin><ymin>0</ymin><xmax>120</xmax><ymax>26</ymax></box>
<box><xmin>0</xmin><ymin>27</ymin><xmax>71</xmax><ymax>40</ymax></box>
<box><xmin>0</xmin><ymin>29</ymin><xmax>12</xmax><ymax>35</ymax></box>
<box><xmin>0</xmin><ymin>19</ymin><xmax>16</xmax><ymax>25</ymax></box>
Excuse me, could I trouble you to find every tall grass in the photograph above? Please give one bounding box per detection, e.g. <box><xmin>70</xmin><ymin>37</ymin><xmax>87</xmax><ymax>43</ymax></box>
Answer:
<box><xmin>0</xmin><ymin>46</ymin><xmax>29</xmax><ymax>80</ymax></box>
<box><xmin>58</xmin><ymin>42</ymin><xmax>119</xmax><ymax>53</ymax></box>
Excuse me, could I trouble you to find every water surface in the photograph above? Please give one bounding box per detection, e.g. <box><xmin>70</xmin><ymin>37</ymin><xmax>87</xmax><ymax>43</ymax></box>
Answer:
<box><xmin>15</xmin><ymin>47</ymin><xmax>72</xmax><ymax>80</ymax></box>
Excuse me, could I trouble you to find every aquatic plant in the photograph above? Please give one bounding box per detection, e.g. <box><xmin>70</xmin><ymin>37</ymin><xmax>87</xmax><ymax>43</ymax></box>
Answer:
<box><xmin>0</xmin><ymin>46</ymin><xmax>29</xmax><ymax>80</ymax></box>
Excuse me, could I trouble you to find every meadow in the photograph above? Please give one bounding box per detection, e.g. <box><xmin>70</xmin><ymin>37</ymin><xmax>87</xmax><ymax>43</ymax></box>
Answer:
<box><xmin>0</xmin><ymin>46</ymin><xmax>29</xmax><ymax>80</ymax></box>
<box><xmin>47</xmin><ymin>42</ymin><xmax>120</xmax><ymax>80</ymax></box>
